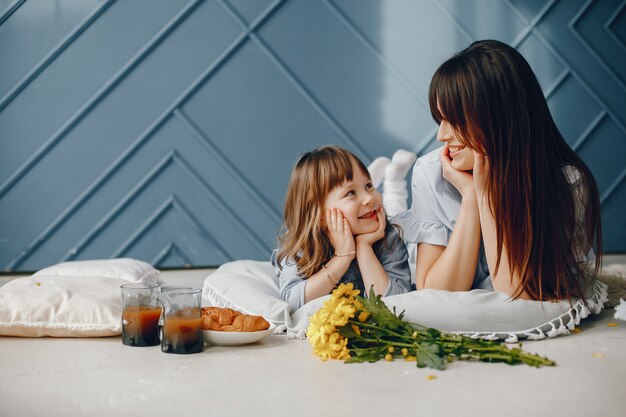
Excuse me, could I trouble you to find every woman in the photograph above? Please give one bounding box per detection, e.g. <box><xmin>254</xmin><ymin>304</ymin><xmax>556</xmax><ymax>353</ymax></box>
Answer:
<box><xmin>394</xmin><ymin>39</ymin><xmax>602</xmax><ymax>301</ymax></box>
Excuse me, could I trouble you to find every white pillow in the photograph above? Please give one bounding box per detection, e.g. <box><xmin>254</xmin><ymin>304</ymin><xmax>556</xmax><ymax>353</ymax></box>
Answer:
<box><xmin>34</xmin><ymin>258</ymin><xmax>159</xmax><ymax>284</ymax></box>
<box><xmin>0</xmin><ymin>258</ymin><xmax>159</xmax><ymax>337</ymax></box>
<box><xmin>291</xmin><ymin>281</ymin><xmax>608</xmax><ymax>342</ymax></box>
<box><xmin>201</xmin><ymin>260</ymin><xmax>290</xmax><ymax>333</ymax></box>
<box><xmin>202</xmin><ymin>260</ymin><xmax>608</xmax><ymax>342</ymax></box>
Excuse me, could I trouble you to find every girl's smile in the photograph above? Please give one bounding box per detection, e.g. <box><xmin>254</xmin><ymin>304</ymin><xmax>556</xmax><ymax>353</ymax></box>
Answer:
<box><xmin>358</xmin><ymin>210</ymin><xmax>378</xmax><ymax>220</ymax></box>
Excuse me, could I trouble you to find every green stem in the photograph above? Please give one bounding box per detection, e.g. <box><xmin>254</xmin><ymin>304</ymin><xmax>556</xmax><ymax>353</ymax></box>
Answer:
<box><xmin>348</xmin><ymin>320</ymin><xmax>410</xmax><ymax>339</ymax></box>
<box><xmin>350</xmin><ymin>336</ymin><xmax>416</xmax><ymax>349</ymax></box>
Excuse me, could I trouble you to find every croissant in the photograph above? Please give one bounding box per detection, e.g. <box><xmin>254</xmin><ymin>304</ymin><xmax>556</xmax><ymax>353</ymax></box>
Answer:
<box><xmin>220</xmin><ymin>315</ymin><xmax>270</xmax><ymax>332</ymax></box>
<box><xmin>203</xmin><ymin>307</ymin><xmax>237</xmax><ymax>325</ymax></box>
<box><xmin>201</xmin><ymin>307</ymin><xmax>270</xmax><ymax>332</ymax></box>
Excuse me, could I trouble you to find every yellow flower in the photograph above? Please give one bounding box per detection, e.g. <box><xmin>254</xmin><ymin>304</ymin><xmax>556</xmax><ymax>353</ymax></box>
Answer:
<box><xmin>351</xmin><ymin>324</ymin><xmax>361</xmax><ymax>336</ymax></box>
<box><xmin>307</xmin><ymin>308</ymin><xmax>332</xmax><ymax>347</ymax></box>
<box><xmin>327</xmin><ymin>332</ymin><xmax>350</xmax><ymax>359</ymax></box>
<box><xmin>385</xmin><ymin>353</ymin><xmax>393</xmax><ymax>361</ymax></box>
<box><xmin>307</xmin><ymin>286</ymin><xmax>356</xmax><ymax>361</ymax></box>
<box><xmin>327</xmin><ymin>298</ymin><xmax>356</xmax><ymax>327</ymax></box>
<box><xmin>310</xmin><ymin>328</ymin><xmax>350</xmax><ymax>360</ymax></box>
<box><xmin>331</xmin><ymin>283</ymin><xmax>360</xmax><ymax>302</ymax></box>
<box><xmin>358</xmin><ymin>311</ymin><xmax>370</xmax><ymax>322</ymax></box>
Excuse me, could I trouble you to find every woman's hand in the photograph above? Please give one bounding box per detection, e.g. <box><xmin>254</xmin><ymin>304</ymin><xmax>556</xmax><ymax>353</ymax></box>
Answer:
<box><xmin>355</xmin><ymin>207</ymin><xmax>386</xmax><ymax>247</ymax></box>
<box><xmin>472</xmin><ymin>150</ymin><xmax>489</xmax><ymax>202</ymax></box>
<box><xmin>325</xmin><ymin>208</ymin><xmax>356</xmax><ymax>256</ymax></box>
<box><xmin>440</xmin><ymin>144</ymin><xmax>474</xmax><ymax>197</ymax></box>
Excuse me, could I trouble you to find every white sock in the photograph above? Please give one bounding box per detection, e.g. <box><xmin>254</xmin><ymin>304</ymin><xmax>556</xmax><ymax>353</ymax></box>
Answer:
<box><xmin>383</xmin><ymin>180</ymin><xmax>408</xmax><ymax>217</ymax></box>
<box><xmin>385</xmin><ymin>150</ymin><xmax>416</xmax><ymax>181</ymax></box>
<box><xmin>368</xmin><ymin>156</ymin><xmax>390</xmax><ymax>189</ymax></box>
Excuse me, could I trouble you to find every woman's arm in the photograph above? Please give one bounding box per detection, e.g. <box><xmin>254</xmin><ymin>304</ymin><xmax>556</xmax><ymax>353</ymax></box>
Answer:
<box><xmin>415</xmin><ymin>147</ymin><xmax>481</xmax><ymax>291</ymax></box>
<box><xmin>472</xmin><ymin>152</ymin><xmax>529</xmax><ymax>299</ymax></box>
<box><xmin>416</xmin><ymin>191</ymin><xmax>481</xmax><ymax>290</ymax></box>
<box><xmin>475</xmin><ymin>199</ymin><xmax>528</xmax><ymax>298</ymax></box>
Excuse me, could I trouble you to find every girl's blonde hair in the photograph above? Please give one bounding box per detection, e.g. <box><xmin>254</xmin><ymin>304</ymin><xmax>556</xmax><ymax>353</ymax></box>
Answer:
<box><xmin>276</xmin><ymin>145</ymin><xmax>370</xmax><ymax>278</ymax></box>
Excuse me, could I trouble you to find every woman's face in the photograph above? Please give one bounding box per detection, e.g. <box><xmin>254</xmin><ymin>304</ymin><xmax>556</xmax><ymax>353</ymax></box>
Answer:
<box><xmin>436</xmin><ymin>104</ymin><xmax>474</xmax><ymax>171</ymax></box>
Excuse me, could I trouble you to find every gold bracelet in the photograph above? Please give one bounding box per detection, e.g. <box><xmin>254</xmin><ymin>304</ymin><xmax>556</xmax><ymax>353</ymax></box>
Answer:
<box><xmin>322</xmin><ymin>264</ymin><xmax>337</xmax><ymax>286</ymax></box>
<box><xmin>333</xmin><ymin>250</ymin><xmax>356</xmax><ymax>258</ymax></box>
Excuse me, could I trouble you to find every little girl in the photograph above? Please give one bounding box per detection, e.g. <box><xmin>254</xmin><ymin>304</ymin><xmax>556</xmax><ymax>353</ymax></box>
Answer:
<box><xmin>272</xmin><ymin>145</ymin><xmax>411</xmax><ymax>311</ymax></box>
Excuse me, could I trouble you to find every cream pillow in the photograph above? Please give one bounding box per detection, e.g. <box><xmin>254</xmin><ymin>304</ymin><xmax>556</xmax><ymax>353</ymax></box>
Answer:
<box><xmin>0</xmin><ymin>258</ymin><xmax>159</xmax><ymax>337</ymax></box>
<box><xmin>34</xmin><ymin>258</ymin><xmax>159</xmax><ymax>284</ymax></box>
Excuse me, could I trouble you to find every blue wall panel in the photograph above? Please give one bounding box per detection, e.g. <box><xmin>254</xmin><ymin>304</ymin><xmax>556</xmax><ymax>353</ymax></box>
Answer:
<box><xmin>1</xmin><ymin>0</ymin><xmax>624</xmax><ymax>271</ymax></box>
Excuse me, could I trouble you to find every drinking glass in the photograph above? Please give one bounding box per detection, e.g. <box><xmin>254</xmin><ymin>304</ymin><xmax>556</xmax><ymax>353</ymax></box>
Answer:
<box><xmin>120</xmin><ymin>283</ymin><xmax>161</xmax><ymax>347</ymax></box>
<box><xmin>160</xmin><ymin>287</ymin><xmax>204</xmax><ymax>354</ymax></box>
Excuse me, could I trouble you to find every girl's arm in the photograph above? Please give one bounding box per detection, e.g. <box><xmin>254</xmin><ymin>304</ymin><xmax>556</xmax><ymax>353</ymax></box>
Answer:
<box><xmin>303</xmin><ymin>255</ymin><xmax>354</xmax><ymax>303</ymax></box>
<box><xmin>415</xmin><ymin>147</ymin><xmax>481</xmax><ymax>291</ymax></box>
<box><xmin>303</xmin><ymin>208</ymin><xmax>356</xmax><ymax>303</ymax></box>
<box><xmin>277</xmin><ymin>253</ymin><xmax>353</xmax><ymax>308</ymax></box>
<box><xmin>472</xmin><ymin>152</ymin><xmax>529</xmax><ymax>299</ymax></box>
<box><xmin>355</xmin><ymin>208</ymin><xmax>390</xmax><ymax>295</ymax></box>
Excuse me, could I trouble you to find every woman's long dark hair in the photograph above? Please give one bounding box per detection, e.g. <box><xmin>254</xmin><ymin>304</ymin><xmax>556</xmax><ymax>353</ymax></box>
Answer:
<box><xmin>429</xmin><ymin>39</ymin><xmax>602</xmax><ymax>301</ymax></box>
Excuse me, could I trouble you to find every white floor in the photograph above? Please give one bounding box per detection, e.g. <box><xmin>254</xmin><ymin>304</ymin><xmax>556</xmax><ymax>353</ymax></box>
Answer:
<box><xmin>1</xmin><ymin>256</ymin><xmax>625</xmax><ymax>417</ymax></box>
<box><xmin>0</xmin><ymin>308</ymin><xmax>624</xmax><ymax>417</ymax></box>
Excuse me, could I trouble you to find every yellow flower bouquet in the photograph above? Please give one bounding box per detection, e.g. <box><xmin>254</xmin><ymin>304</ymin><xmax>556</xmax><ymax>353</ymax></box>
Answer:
<box><xmin>307</xmin><ymin>283</ymin><xmax>555</xmax><ymax>370</ymax></box>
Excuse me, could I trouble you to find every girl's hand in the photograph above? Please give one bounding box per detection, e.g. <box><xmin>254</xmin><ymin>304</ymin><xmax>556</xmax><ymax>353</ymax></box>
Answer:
<box><xmin>440</xmin><ymin>144</ymin><xmax>474</xmax><ymax>197</ymax></box>
<box><xmin>355</xmin><ymin>207</ymin><xmax>386</xmax><ymax>247</ymax></box>
<box><xmin>472</xmin><ymin>150</ymin><xmax>489</xmax><ymax>202</ymax></box>
<box><xmin>325</xmin><ymin>208</ymin><xmax>356</xmax><ymax>256</ymax></box>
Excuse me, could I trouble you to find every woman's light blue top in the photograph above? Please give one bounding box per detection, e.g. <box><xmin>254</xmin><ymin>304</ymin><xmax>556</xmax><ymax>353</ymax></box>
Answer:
<box><xmin>393</xmin><ymin>148</ymin><xmax>494</xmax><ymax>290</ymax></box>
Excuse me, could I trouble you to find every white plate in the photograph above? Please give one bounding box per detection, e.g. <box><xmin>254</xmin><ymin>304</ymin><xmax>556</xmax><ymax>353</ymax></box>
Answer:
<box><xmin>202</xmin><ymin>324</ymin><xmax>274</xmax><ymax>346</ymax></box>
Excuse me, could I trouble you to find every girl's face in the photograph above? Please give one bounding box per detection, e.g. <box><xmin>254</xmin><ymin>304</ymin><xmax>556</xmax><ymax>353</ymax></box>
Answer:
<box><xmin>323</xmin><ymin>165</ymin><xmax>383</xmax><ymax>235</ymax></box>
<box><xmin>436</xmin><ymin>104</ymin><xmax>475</xmax><ymax>171</ymax></box>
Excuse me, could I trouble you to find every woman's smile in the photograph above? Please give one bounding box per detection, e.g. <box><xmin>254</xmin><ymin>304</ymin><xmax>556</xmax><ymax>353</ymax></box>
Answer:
<box><xmin>448</xmin><ymin>145</ymin><xmax>466</xmax><ymax>158</ymax></box>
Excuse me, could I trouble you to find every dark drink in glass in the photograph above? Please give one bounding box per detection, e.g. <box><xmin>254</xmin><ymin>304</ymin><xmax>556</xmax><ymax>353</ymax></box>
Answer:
<box><xmin>122</xmin><ymin>305</ymin><xmax>161</xmax><ymax>346</ymax></box>
<box><xmin>161</xmin><ymin>307</ymin><xmax>204</xmax><ymax>354</ymax></box>
<box><xmin>120</xmin><ymin>283</ymin><xmax>161</xmax><ymax>347</ymax></box>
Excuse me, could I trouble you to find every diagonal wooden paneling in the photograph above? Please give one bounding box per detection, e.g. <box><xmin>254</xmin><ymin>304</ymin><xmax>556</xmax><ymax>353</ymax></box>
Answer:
<box><xmin>1</xmin><ymin>0</ymin><xmax>624</xmax><ymax>272</ymax></box>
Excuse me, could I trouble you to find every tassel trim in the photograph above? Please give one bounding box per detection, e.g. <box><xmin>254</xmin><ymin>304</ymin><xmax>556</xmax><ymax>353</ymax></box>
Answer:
<box><xmin>452</xmin><ymin>280</ymin><xmax>608</xmax><ymax>343</ymax></box>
